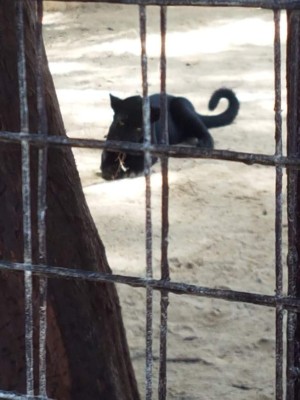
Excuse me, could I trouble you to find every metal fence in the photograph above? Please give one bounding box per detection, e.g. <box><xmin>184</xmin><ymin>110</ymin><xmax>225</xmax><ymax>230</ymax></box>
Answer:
<box><xmin>1</xmin><ymin>0</ymin><xmax>300</xmax><ymax>399</ymax></box>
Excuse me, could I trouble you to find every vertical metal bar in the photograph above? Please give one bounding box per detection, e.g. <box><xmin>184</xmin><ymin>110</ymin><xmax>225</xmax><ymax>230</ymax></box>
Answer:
<box><xmin>16</xmin><ymin>0</ymin><xmax>34</xmax><ymax>395</ymax></box>
<box><xmin>158</xmin><ymin>6</ymin><xmax>169</xmax><ymax>400</ymax></box>
<box><xmin>286</xmin><ymin>10</ymin><xmax>300</xmax><ymax>400</ymax></box>
<box><xmin>36</xmin><ymin>0</ymin><xmax>48</xmax><ymax>396</ymax></box>
<box><xmin>273</xmin><ymin>9</ymin><xmax>284</xmax><ymax>400</ymax></box>
<box><xmin>139</xmin><ymin>6</ymin><xmax>153</xmax><ymax>400</ymax></box>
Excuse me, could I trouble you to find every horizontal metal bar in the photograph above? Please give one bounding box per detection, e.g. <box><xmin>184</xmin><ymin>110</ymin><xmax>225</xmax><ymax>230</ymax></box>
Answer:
<box><xmin>1</xmin><ymin>260</ymin><xmax>300</xmax><ymax>311</ymax></box>
<box><xmin>42</xmin><ymin>0</ymin><xmax>300</xmax><ymax>10</ymax></box>
<box><xmin>0</xmin><ymin>131</ymin><xmax>299</xmax><ymax>168</ymax></box>
<box><xmin>0</xmin><ymin>389</ymin><xmax>53</xmax><ymax>400</ymax></box>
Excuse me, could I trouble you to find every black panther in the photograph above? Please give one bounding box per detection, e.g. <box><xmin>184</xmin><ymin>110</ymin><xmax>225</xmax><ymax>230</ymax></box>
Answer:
<box><xmin>101</xmin><ymin>88</ymin><xmax>239</xmax><ymax>180</ymax></box>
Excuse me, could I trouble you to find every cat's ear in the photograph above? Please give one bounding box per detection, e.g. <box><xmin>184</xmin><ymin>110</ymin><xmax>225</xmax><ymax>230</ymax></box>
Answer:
<box><xmin>150</xmin><ymin>106</ymin><xmax>160</xmax><ymax>122</ymax></box>
<box><xmin>109</xmin><ymin>94</ymin><xmax>122</xmax><ymax>112</ymax></box>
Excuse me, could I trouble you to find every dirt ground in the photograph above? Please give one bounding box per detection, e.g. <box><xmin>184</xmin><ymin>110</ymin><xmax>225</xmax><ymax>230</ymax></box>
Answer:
<box><xmin>43</xmin><ymin>3</ymin><xmax>288</xmax><ymax>399</ymax></box>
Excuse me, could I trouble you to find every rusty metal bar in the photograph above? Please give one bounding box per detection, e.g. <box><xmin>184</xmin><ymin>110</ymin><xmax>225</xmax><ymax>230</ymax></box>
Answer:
<box><xmin>2</xmin><ymin>259</ymin><xmax>300</xmax><ymax>310</ymax></box>
<box><xmin>139</xmin><ymin>6</ymin><xmax>154</xmax><ymax>399</ymax></box>
<box><xmin>42</xmin><ymin>0</ymin><xmax>300</xmax><ymax>10</ymax></box>
<box><xmin>158</xmin><ymin>6</ymin><xmax>169</xmax><ymax>400</ymax></box>
<box><xmin>16</xmin><ymin>0</ymin><xmax>34</xmax><ymax>395</ymax></box>
<box><xmin>273</xmin><ymin>9</ymin><xmax>284</xmax><ymax>400</ymax></box>
<box><xmin>0</xmin><ymin>390</ymin><xmax>53</xmax><ymax>400</ymax></box>
<box><xmin>286</xmin><ymin>9</ymin><xmax>300</xmax><ymax>400</ymax></box>
<box><xmin>35</xmin><ymin>0</ymin><xmax>48</xmax><ymax>396</ymax></box>
<box><xmin>2</xmin><ymin>131</ymin><xmax>300</xmax><ymax>168</ymax></box>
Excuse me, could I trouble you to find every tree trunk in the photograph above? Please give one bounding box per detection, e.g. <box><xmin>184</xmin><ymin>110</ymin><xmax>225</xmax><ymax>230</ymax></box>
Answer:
<box><xmin>0</xmin><ymin>1</ymin><xmax>140</xmax><ymax>399</ymax></box>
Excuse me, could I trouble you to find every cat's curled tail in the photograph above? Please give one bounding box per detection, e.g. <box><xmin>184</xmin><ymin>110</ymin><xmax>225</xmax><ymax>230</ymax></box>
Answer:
<box><xmin>200</xmin><ymin>88</ymin><xmax>239</xmax><ymax>129</ymax></box>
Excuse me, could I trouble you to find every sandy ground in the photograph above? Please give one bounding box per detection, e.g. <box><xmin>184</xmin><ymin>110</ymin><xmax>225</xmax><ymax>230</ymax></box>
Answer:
<box><xmin>43</xmin><ymin>4</ymin><xmax>288</xmax><ymax>399</ymax></box>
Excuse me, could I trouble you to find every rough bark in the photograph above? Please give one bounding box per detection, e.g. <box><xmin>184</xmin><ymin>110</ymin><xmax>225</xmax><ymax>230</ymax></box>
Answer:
<box><xmin>0</xmin><ymin>1</ymin><xmax>140</xmax><ymax>399</ymax></box>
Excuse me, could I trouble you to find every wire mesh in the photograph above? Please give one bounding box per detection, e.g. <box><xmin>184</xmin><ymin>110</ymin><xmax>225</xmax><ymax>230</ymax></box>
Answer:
<box><xmin>2</xmin><ymin>0</ymin><xmax>300</xmax><ymax>399</ymax></box>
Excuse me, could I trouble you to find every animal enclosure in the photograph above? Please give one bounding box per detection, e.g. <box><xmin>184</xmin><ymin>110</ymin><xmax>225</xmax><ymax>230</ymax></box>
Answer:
<box><xmin>1</xmin><ymin>1</ymin><xmax>300</xmax><ymax>400</ymax></box>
